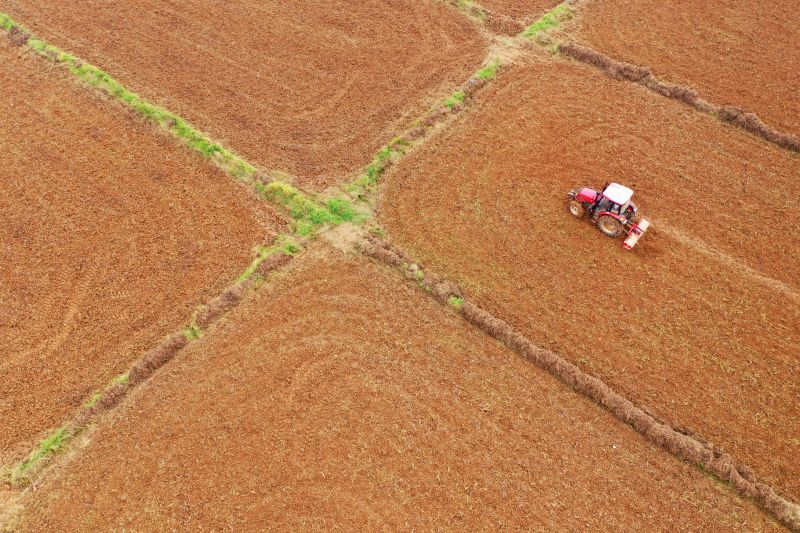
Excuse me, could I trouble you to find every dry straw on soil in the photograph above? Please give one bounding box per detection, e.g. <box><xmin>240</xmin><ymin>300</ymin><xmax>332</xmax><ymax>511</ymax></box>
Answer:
<box><xmin>359</xmin><ymin>235</ymin><xmax>800</xmax><ymax>531</ymax></box>
<box><xmin>559</xmin><ymin>43</ymin><xmax>800</xmax><ymax>152</ymax></box>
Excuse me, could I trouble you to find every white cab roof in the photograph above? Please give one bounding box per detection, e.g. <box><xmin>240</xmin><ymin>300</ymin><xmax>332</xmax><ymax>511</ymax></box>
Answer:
<box><xmin>603</xmin><ymin>183</ymin><xmax>633</xmax><ymax>205</ymax></box>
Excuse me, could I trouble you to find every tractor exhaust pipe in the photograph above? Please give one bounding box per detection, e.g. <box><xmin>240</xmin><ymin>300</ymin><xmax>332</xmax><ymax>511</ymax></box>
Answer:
<box><xmin>623</xmin><ymin>219</ymin><xmax>650</xmax><ymax>250</ymax></box>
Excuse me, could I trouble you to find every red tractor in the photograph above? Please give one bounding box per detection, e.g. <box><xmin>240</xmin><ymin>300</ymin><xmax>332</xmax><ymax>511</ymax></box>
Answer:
<box><xmin>567</xmin><ymin>182</ymin><xmax>651</xmax><ymax>249</ymax></box>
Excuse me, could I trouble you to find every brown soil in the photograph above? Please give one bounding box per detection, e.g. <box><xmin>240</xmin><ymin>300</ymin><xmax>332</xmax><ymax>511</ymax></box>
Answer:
<box><xmin>575</xmin><ymin>0</ymin><xmax>800</xmax><ymax>136</ymax></box>
<box><xmin>19</xmin><ymin>245</ymin><xmax>780</xmax><ymax>531</ymax></box>
<box><xmin>380</xmin><ymin>58</ymin><xmax>800</xmax><ymax>501</ymax></box>
<box><xmin>1</xmin><ymin>0</ymin><xmax>487</xmax><ymax>191</ymax></box>
<box><xmin>0</xmin><ymin>41</ymin><xmax>284</xmax><ymax>462</ymax></box>
<box><xmin>481</xmin><ymin>0</ymin><xmax>562</xmax><ymax>30</ymax></box>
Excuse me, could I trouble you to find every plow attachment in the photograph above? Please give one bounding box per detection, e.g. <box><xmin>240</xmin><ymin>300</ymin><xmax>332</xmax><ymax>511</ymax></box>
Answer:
<box><xmin>623</xmin><ymin>219</ymin><xmax>651</xmax><ymax>250</ymax></box>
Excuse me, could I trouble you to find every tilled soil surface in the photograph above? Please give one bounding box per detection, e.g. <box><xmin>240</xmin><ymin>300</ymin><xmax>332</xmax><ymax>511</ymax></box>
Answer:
<box><xmin>380</xmin><ymin>58</ymin><xmax>800</xmax><ymax>501</ymax></box>
<box><xmin>481</xmin><ymin>0</ymin><xmax>561</xmax><ymax>31</ymax></box>
<box><xmin>0</xmin><ymin>41</ymin><xmax>284</xmax><ymax>462</ymax></box>
<box><xmin>574</xmin><ymin>0</ymin><xmax>800</xmax><ymax>135</ymax></box>
<box><xmin>1</xmin><ymin>0</ymin><xmax>487</xmax><ymax>191</ymax></box>
<box><xmin>19</xmin><ymin>245</ymin><xmax>779</xmax><ymax>531</ymax></box>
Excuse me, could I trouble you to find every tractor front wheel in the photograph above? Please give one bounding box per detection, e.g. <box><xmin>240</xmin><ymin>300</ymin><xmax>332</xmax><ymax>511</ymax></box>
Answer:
<box><xmin>568</xmin><ymin>200</ymin><xmax>585</xmax><ymax>219</ymax></box>
<box><xmin>596</xmin><ymin>215</ymin><xmax>623</xmax><ymax>237</ymax></box>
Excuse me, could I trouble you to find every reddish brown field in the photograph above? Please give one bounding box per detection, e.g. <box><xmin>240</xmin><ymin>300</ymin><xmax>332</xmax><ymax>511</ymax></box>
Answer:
<box><xmin>480</xmin><ymin>0</ymin><xmax>561</xmax><ymax>30</ymax></box>
<box><xmin>18</xmin><ymin>245</ymin><xmax>779</xmax><ymax>531</ymax></box>
<box><xmin>380</xmin><ymin>57</ymin><xmax>800</xmax><ymax>500</ymax></box>
<box><xmin>0</xmin><ymin>41</ymin><xmax>284</xmax><ymax>461</ymax></box>
<box><xmin>1</xmin><ymin>0</ymin><xmax>487</xmax><ymax>190</ymax></box>
<box><xmin>575</xmin><ymin>0</ymin><xmax>800</xmax><ymax>135</ymax></box>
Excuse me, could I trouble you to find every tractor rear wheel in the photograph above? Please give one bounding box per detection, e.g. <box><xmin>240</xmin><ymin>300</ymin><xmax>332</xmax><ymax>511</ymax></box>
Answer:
<box><xmin>568</xmin><ymin>200</ymin><xmax>585</xmax><ymax>219</ymax></box>
<box><xmin>597</xmin><ymin>215</ymin><xmax>623</xmax><ymax>237</ymax></box>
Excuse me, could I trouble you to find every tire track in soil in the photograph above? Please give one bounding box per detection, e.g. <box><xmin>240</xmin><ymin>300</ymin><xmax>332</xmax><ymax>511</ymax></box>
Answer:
<box><xmin>655</xmin><ymin>221</ymin><xmax>800</xmax><ymax>304</ymax></box>
<box><xmin>0</xmin><ymin>260</ymin><xmax>97</xmax><ymax>373</ymax></box>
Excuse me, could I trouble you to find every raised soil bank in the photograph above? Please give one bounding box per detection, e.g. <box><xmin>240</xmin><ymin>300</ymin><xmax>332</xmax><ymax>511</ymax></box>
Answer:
<box><xmin>0</xmin><ymin>40</ymin><xmax>284</xmax><ymax>462</ymax></box>
<box><xmin>1</xmin><ymin>0</ymin><xmax>487</xmax><ymax>190</ymax></box>
<box><xmin>379</xmin><ymin>58</ymin><xmax>800</xmax><ymax>501</ymax></box>
<box><xmin>574</xmin><ymin>0</ymin><xmax>800</xmax><ymax>136</ymax></box>
<box><xmin>17</xmin><ymin>245</ymin><xmax>779</xmax><ymax>531</ymax></box>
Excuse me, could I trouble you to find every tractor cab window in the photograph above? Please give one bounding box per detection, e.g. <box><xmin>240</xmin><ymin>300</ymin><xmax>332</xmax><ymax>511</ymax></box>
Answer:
<box><xmin>597</xmin><ymin>197</ymin><xmax>618</xmax><ymax>214</ymax></box>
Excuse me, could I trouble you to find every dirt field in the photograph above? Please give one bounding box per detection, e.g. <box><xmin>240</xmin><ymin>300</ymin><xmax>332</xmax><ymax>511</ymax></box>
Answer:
<box><xmin>0</xmin><ymin>41</ymin><xmax>284</xmax><ymax>462</ymax></box>
<box><xmin>380</xmin><ymin>57</ymin><xmax>800</xmax><ymax>501</ymax></box>
<box><xmin>17</xmin><ymin>245</ymin><xmax>779</xmax><ymax>531</ymax></box>
<box><xmin>574</xmin><ymin>0</ymin><xmax>800</xmax><ymax>135</ymax></box>
<box><xmin>1</xmin><ymin>0</ymin><xmax>486</xmax><ymax>190</ymax></box>
<box><xmin>480</xmin><ymin>0</ymin><xmax>561</xmax><ymax>31</ymax></box>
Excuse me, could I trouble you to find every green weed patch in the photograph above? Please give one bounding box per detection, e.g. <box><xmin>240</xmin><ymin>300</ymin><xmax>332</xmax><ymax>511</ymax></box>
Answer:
<box><xmin>443</xmin><ymin>90</ymin><xmax>466</xmax><ymax>109</ymax></box>
<box><xmin>237</xmin><ymin>236</ymin><xmax>300</xmax><ymax>282</ymax></box>
<box><xmin>183</xmin><ymin>324</ymin><xmax>203</xmax><ymax>341</ymax></box>
<box><xmin>346</xmin><ymin>139</ymin><xmax>410</xmax><ymax>200</ymax></box>
<box><xmin>13</xmin><ymin>426</ymin><xmax>69</xmax><ymax>482</ymax></box>
<box><xmin>262</xmin><ymin>182</ymin><xmax>359</xmax><ymax>236</ymax></box>
<box><xmin>447</xmin><ymin>295</ymin><xmax>465</xmax><ymax>309</ymax></box>
<box><xmin>475</xmin><ymin>60</ymin><xmax>501</xmax><ymax>80</ymax></box>
<box><xmin>522</xmin><ymin>3</ymin><xmax>572</xmax><ymax>38</ymax></box>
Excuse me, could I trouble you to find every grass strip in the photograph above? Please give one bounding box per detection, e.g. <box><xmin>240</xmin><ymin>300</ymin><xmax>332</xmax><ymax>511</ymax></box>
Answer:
<box><xmin>259</xmin><ymin>181</ymin><xmax>362</xmax><ymax>236</ymax></box>
<box><xmin>475</xmin><ymin>59</ymin><xmax>500</xmax><ymax>81</ymax></box>
<box><xmin>12</xmin><ymin>426</ymin><xmax>68</xmax><ymax>482</ymax></box>
<box><xmin>522</xmin><ymin>3</ymin><xmax>572</xmax><ymax>39</ymax></box>
<box><xmin>346</xmin><ymin>138</ymin><xmax>411</xmax><ymax>201</ymax></box>
<box><xmin>345</xmin><ymin>58</ymin><xmax>501</xmax><ymax>202</ymax></box>
<box><xmin>237</xmin><ymin>236</ymin><xmax>300</xmax><ymax>283</ymax></box>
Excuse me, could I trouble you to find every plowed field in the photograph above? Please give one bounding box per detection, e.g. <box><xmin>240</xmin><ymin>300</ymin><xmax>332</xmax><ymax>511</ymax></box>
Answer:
<box><xmin>575</xmin><ymin>0</ymin><xmax>800</xmax><ymax>135</ymax></box>
<box><xmin>483</xmin><ymin>0</ymin><xmax>558</xmax><ymax>19</ymax></box>
<box><xmin>18</xmin><ymin>245</ymin><xmax>778</xmax><ymax>531</ymax></box>
<box><xmin>1</xmin><ymin>0</ymin><xmax>487</xmax><ymax>190</ymax></box>
<box><xmin>0</xmin><ymin>41</ymin><xmax>284</xmax><ymax>461</ymax></box>
<box><xmin>480</xmin><ymin>0</ymin><xmax>561</xmax><ymax>32</ymax></box>
<box><xmin>380</xmin><ymin>58</ymin><xmax>800</xmax><ymax>500</ymax></box>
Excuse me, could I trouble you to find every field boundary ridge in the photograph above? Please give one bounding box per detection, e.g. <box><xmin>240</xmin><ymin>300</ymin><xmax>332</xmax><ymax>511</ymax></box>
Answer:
<box><xmin>557</xmin><ymin>42</ymin><xmax>800</xmax><ymax>154</ymax></box>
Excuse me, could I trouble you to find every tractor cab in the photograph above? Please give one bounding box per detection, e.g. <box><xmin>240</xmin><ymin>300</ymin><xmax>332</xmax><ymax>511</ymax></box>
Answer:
<box><xmin>597</xmin><ymin>182</ymin><xmax>636</xmax><ymax>222</ymax></box>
